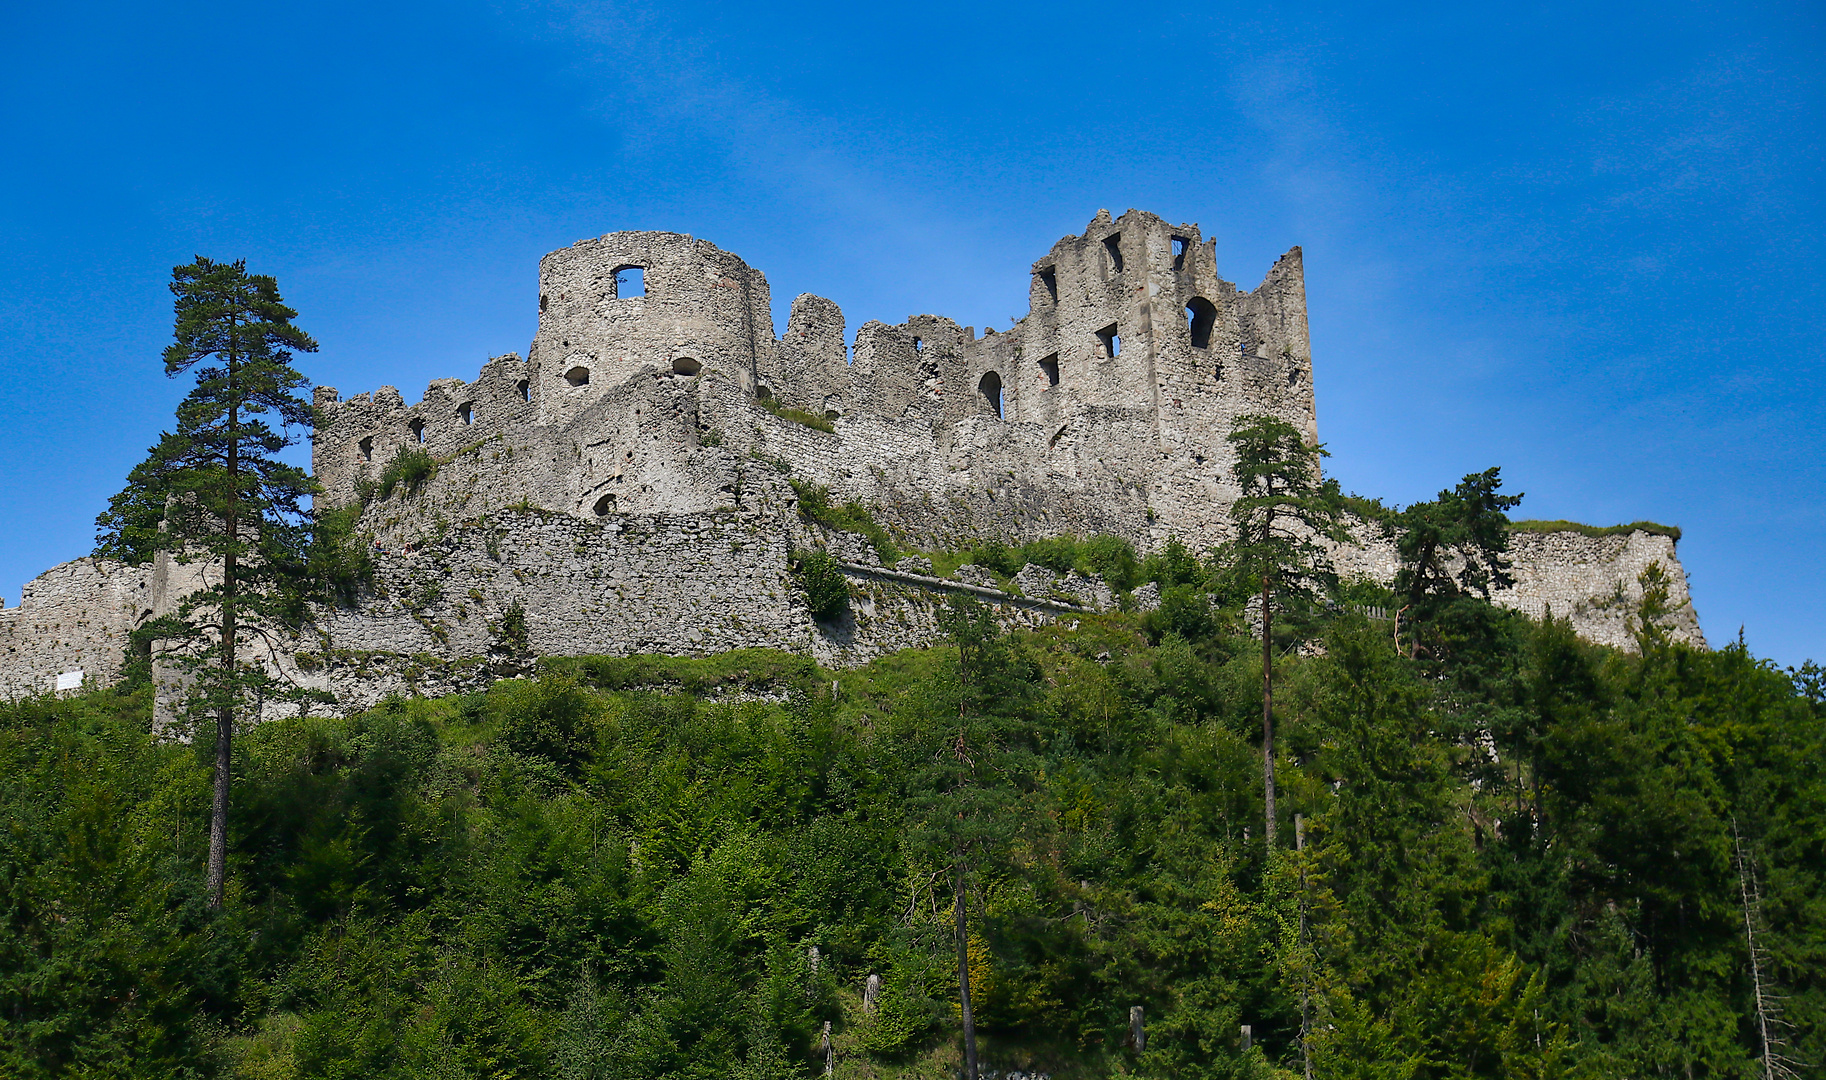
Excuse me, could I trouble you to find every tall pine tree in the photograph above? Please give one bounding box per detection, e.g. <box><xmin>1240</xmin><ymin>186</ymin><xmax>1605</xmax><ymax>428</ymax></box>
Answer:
<box><xmin>96</xmin><ymin>257</ymin><xmax>317</xmax><ymax>906</ymax></box>
<box><xmin>1222</xmin><ymin>414</ymin><xmax>1348</xmax><ymax>848</ymax></box>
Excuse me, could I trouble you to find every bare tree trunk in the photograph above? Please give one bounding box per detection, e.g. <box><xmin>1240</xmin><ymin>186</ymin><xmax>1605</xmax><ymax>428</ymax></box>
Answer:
<box><xmin>207</xmin><ymin>345</ymin><xmax>239</xmax><ymax>909</ymax></box>
<box><xmin>955</xmin><ymin>860</ymin><xmax>979</xmax><ymax>1080</ymax></box>
<box><xmin>1736</xmin><ymin>819</ymin><xmax>1790</xmax><ymax>1080</ymax></box>
<box><xmin>1262</xmin><ymin>571</ymin><xmax>1276</xmax><ymax>849</ymax></box>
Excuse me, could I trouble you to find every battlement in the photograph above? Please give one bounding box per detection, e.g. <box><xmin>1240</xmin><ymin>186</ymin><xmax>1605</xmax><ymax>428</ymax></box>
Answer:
<box><xmin>314</xmin><ymin>208</ymin><xmax>1320</xmax><ymax>554</ymax></box>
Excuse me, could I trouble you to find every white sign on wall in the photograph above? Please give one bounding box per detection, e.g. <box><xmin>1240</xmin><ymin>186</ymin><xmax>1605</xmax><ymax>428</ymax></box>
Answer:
<box><xmin>54</xmin><ymin>670</ymin><xmax>83</xmax><ymax>692</ymax></box>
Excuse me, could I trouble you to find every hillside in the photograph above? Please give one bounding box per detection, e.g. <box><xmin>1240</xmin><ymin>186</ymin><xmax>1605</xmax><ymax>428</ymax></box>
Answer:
<box><xmin>1</xmin><ymin>592</ymin><xmax>1820</xmax><ymax>1079</ymax></box>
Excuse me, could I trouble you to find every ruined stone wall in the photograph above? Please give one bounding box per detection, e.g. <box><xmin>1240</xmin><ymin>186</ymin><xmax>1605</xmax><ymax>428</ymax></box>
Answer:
<box><xmin>314</xmin><ymin>209</ymin><xmax>1317</xmax><ymax>557</ymax></box>
<box><xmin>0</xmin><ymin>558</ymin><xmax>152</xmax><ymax>698</ymax></box>
<box><xmin>1331</xmin><ymin>524</ymin><xmax>1706</xmax><ymax>650</ymax></box>
<box><xmin>1500</xmin><ymin>530</ymin><xmax>1704</xmax><ymax>650</ymax></box>
<box><xmin>0</xmin><ymin>208</ymin><xmax>1709</xmax><ymax>713</ymax></box>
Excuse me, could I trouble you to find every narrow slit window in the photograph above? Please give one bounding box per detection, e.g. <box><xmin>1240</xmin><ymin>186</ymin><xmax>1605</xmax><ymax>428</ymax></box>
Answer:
<box><xmin>614</xmin><ymin>266</ymin><xmax>645</xmax><ymax>298</ymax></box>
<box><xmin>358</xmin><ymin>436</ymin><xmax>373</xmax><ymax>462</ymax></box>
<box><xmin>409</xmin><ymin>419</ymin><xmax>425</xmax><ymax>444</ymax></box>
<box><xmin>1186</xmin><ymin>297</ymin><xmax>1217</xmax><ymax>349</ymax></box>
<box><xmin>1038</xmin><ymin>266</ymin><xmax>1058</xmax><ymax>303</ymax></box>
<box><xmin>517</xmin><ymin>379</ymin><xmax>530</xmax><ymax>402</ymax></box>
<box><xmin>1096</xmin><ymin>324</ymin><xmax>1120</xmax><ymax>358</ymax></box>
<box><xmin>1102</xmin><ymin>234</ymin><xmax>1124</xmax><ymax>274</ymax></box>
<box><xmin>978</xmin><ymin>371</ymin><xmax>1004</xmax><ymax>418</ymax></box>
<box><xmin>1038</xmin><ymin>353</ymin><xmax>1060</xmax><ymax>387</ymax></box>
<box><xmin>912</xmin><ymin>336</ymin><xmax>923</xmax><ymax>355</ymax></box>
<box><xmin>1171</xmin><ymin>236</ymin><xmax>1190</xmax><ymax>271</ymax></box>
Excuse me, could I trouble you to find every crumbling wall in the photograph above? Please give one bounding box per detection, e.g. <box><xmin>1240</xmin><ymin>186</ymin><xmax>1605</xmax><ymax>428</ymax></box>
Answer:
<box><xmin>1500</xmin><ymin>530</ymin><xmax>1704</xmax><ymax>650</ymax></box>
<box><xmin>0</xmin><ymin>208</ymin><xmax>1710</xmax><ymax>713</ymax></box>
<box><xmin>1332</xmin><ymin>524</ymin><xmax>1706</xmax><ymax>651</ymax></box>
<box><xmin>0</xmin><ymin>558</ymin><xmax>152</xmax><ymax>698</ymax></box>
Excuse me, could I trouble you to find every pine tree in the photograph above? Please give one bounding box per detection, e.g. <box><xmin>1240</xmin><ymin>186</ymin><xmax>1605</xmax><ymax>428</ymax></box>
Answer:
<box><xmin>95</xmin><ymin>257</ymin><xmax>318</xmax><ymax>906</ymax></box>
<box><xmin>1222</xmin><ymin>414</ymin><xmax>1348</xmax><ymax>848</ymax></box>
<box><xmin>906</xmin><ymin>595</ymin><xmax>1038</xmax><ymax>1080</ymax></box>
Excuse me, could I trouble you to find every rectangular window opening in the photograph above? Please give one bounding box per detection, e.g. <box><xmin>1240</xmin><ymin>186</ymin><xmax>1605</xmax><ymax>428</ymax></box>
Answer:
<box><xmin>614</xmin><ymin>266</ymin><xmax>645</xmax><ymax>298</ymax></box>
<box><xmin>1096</xmin><ymin>324</ymin><xmax>1120</xmax><ymax>358</ymax></box>
<box><xmin>1102</xmin><ymin>234</ymin><xmax>1124</xmax><ymax>274</ymax></box>
<box><xmin>1038</xmin><ymin>353</ymin><xmax>1060</xmax><ymax>387</ymax></box>
<box><xmin>1038</xmin><ymin>267</ymin><xmax>1058</xmax><ymax>303</ymax></box>
<box><xmin>1171</xmin><ymin>236</ymin><xmax>1190</xmax><ymax>271</ymax></box>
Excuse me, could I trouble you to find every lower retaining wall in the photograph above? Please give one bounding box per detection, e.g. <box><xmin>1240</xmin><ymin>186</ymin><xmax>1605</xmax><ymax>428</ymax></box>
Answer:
<box><xmin>4</xmin><ymin>512</ymin><xmax>1706</xmax><ymax>720</ymax></box>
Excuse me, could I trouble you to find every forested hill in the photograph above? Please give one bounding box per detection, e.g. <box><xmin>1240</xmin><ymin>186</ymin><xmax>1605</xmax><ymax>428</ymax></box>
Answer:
<box><xmin>1</xmin><ymin>602</ymin><xmax>1821</xmax><ymax>1078</ymax></box>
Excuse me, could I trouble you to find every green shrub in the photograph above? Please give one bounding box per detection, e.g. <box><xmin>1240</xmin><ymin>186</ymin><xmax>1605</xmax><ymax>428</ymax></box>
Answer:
<box><xmin>795</xmin><ymin>549</ymin><xmax>850</xmax><ymax>619</ymax></box>
<box><xmin>761</xmin><ymin>395</ymin><xmax>836</xmax><ymax>433</ymax></box>
<box><xmin>307</xmin><ymin>506</ymin><xmax>375</xmax><ymax>607</ymax></box>
<box><xmin>1076</xmin><ymin>534</ymin><xmax>1140</xmax><ymax>590</ymax></box>
<box><xmin>547</xmin><ymin>648</ymin><xmax>819</xmax><ymax>695</ymax></box>
<box><xmin>790</xmin><ymin>481</ymin><xmax>898</xmax><ymax>564</ymax></box>
<box><xmin>491</xmin><ymin>674</ymin><xmax>596</xmax><ymax>773</ymax></box>
<box><xmin>378</xmin><ymin>445</ymin><xmax>438</xmax><ymax>499</ymax></box>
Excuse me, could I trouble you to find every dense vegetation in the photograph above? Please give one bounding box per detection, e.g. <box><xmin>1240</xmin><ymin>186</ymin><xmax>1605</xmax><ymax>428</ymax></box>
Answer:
<box><xmin>2</xmin><ymin>586</ymin><xmax>1820</xmax><ymax>1078</ymax></box>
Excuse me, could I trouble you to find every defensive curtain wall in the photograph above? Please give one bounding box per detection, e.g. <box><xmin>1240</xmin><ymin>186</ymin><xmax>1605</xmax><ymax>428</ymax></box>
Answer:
<box><xmin>0</xmin><ymin>209</ymin><xmax>1703</xmax><ymax>715</ymax></box>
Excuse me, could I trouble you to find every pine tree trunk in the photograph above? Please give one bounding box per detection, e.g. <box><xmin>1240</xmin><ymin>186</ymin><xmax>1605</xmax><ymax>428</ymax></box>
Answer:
<box><xmin>955</xmin><ymin>860</ymin><xmax>979</xmax><ymax>1080</ymax></box>
<box><xmin>206</xmin><ymin>349</ymin><xmax>239</xmax><ymax>909</ymax></box>
<box><xmin>1262</xmin><ymin>571</ymin><xmax>1276</xmax><ymax>848</ymax></box>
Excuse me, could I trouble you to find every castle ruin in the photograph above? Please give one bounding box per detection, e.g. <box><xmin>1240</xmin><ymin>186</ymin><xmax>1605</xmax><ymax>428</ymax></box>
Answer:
<box><xmin>0</xmin><ymin>209</ymin><xmax>1704</xmax><ymax>711</ymax></box>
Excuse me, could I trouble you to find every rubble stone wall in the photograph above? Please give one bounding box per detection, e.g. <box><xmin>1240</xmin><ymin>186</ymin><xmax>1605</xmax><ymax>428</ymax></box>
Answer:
<box><xmin>0</xmin><ymin>208</ymin><xmax>1707</xmax><ymax>712</ymax></box>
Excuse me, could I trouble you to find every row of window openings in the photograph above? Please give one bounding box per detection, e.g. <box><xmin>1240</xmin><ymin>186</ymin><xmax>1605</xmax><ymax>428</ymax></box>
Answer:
<box><xmin>353</xmin><ymin>379</ymin><xmax>537</xmax><ymax>461</ymax></box>
<box><xmin>1033</xmin><ymin>235</ymin><xmax>1196</xmax><ymax>303</ymax></box>
<box><xmin>538</xmin><ymin>266</ymin><xmax>646</xmax><ymax>314</ymax></box>
<box><xmin>563</xmin><ymin>357</ymin><xmax>701</xmax><ymax>387</ymax></box>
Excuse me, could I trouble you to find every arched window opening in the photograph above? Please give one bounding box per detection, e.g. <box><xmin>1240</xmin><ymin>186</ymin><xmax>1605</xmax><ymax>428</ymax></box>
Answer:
<box><xmin>1037</xmin><ymin>266</ymin><xmax>1057</xmax><ymax>303</ymax></box>
<box><xmin>457</xmin><ymin>402</ymin><xmax>474</xmax><ymax>425</ymax></box>
<box><xmin>672</xmin><ymin>357</ymin><xmax>702</xmax><ymax>376</ymax></box>
<box><xmin>1186</xmin><ymin>297</ymin><xmax>1217</xmax><ymax>350</ymax></box>
<box><xmin>565</xmin><ymin>366</ymin><xmax>591</xmax><ymax>387</ymax></box>
<box><xmin>409</xmin><ymin>419</ymin><xmax>425</xmax><ymax>444</ymax></box>
<box><xmin>1171</xmin><ymin>236</ymin><xmax>1190</xmax><ymax>271</ymax></box>
<box><xmin>517</xmin><ymin>379</ymin><xmax>531</xmax><ymax>402</ymax></box>
<box><xmin>614</xmin><ymin>266</ymin><xmax>645</xmax><ymax>298</ymax></box>
<box><xmin>978</xmin><ymin>371</ymin><xmax>1004</xmax><ymax>418</ymax></box>
<box><xmin>593</xmin><ymin>493</ymin><xmax>616</xmax><ymax>516</ymax></box>
<box><xmin>1096</xmin><ymin>324</ymin><xmax>1120</xmax><ymax>358</ymax></box>
<box><xmin>1038</xmin><ymin>353</ymin><xmax>1060</xmax><ymax>387</ymax></box>
<box><xmin>358</xmin><ymin>436</ymin><xmax>373</xmax><ymax>462</ymax></box>
<box><xmin>1102</xmin><ymin>233</ymin><xmax>1124</xmax><ymax>274</ymax></box>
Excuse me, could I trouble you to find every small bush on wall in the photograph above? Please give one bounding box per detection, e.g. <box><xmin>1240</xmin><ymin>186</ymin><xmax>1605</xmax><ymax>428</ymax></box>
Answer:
<box><xmin>794</xmin><ymin>549</ymin><xmax>850</xmax><ymax>619</ymax></box>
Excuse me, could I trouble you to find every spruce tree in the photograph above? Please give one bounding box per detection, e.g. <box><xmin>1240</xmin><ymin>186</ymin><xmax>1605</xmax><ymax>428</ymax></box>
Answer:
<box><xmin>1222</xmin><ymin>414</ymin><xmax>1348</xmax><ymax>848</ymax></box>
<box><xmin>95</xmin><ymin>256</ymin><xmax>318</xmax><ymax>906</ymax></box>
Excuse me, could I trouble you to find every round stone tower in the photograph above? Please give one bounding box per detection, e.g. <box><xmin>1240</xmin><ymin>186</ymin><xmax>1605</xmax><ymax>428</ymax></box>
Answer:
<box><xmin>531</xmin><ymin>230</ymin><xmax>775</xmax><ymax>425</ymax></box>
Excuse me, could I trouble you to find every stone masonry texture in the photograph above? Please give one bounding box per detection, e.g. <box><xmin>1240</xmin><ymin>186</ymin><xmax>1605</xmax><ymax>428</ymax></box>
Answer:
<box><xmin>0</xmin><ymin>209</ymin><xmax>1705</xmax><ymax>718</ymax></box>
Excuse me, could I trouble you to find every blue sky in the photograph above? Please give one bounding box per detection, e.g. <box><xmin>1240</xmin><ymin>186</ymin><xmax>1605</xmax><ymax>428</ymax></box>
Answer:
<box><xmin>1</xmin><ymin>0</ymin><xmax>1820</xmax><ymax>665</ymax></box>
